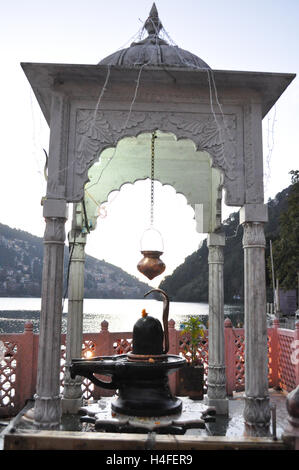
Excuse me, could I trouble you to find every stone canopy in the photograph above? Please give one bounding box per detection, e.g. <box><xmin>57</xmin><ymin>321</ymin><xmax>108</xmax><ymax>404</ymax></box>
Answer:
<box><xmin>21</xmin><ymin>2</ymin><xmax>295</xmax><ymax>232</ymax></box>
<box><xmin>21</xmin><ymin>3</ymin><xmax>296</xmax><ymax>433</ymax></box>
<box><xmin>21</xmin><ymin>61</ymin><xmax>295</xmax><ymax>234</ymax></box>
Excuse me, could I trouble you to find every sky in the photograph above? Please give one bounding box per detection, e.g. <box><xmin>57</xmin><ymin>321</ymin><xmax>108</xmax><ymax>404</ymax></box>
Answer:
<box><xmin>0</xmin><ymin>0</ymin><xmax>298</xmax><ymax>287</ymax></box>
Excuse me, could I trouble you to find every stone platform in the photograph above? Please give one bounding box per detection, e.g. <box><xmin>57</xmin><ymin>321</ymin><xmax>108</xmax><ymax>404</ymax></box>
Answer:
<box><xmin>0</xmin><ymin>389</ymin><xmax>290</xmax><ymax>450</ymax></box>
<box><xmin>78</xmin><ymin>396</ymin><xmax>216</xmax><ymax>434</ymax></box>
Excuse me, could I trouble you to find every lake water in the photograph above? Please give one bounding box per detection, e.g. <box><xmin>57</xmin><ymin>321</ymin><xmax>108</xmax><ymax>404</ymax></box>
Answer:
<box><xmin>0</xmin><ymin>297</ymin><xmax>244</xmax><ymax>334</ymax></box>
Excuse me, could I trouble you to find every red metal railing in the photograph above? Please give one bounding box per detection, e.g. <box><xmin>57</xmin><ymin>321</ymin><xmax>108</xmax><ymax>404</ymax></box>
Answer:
<box><xmin>0</xmin><ymin>318</ymin><xmax>298</xmax><ymax>417</ymax></box>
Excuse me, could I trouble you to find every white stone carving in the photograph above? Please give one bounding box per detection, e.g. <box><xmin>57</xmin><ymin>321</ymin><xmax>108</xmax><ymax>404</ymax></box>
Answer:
<box><xmin>244</xmin><ymin>396</ymin><xmax>271</xmax><ymax>436</ymax></box>
<box><xmin>73</xmin><ymin>109</ymin><xmax>237</xmax><ymax>202</ymax></box>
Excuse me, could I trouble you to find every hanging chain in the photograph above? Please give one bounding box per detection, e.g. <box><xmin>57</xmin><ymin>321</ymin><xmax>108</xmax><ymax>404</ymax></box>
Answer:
<box><xmin>150</xmin><ymin>131</ymin><xmax>156</xmax><ymax>227</ymax></box>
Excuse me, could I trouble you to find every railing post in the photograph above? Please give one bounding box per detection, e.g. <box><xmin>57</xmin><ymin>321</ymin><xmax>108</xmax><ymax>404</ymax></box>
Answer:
<box><xmin>17</xmin><ymin>322</ymin><xmax>35</xmax><ymax>411</ymax></box>
<box><xmin>271</xmin><ymin>318</ymin><xmax>280</xmax><ymax>389</ymax></box>
<box><xmin>97</xmin><ymin>321</ymin><xmax>110</xmax><ymax>356</ymax></box>
<box><xmin>168</xmin><ymin>319</ymin><xmax>178</xmax><ymax>394</ymax></box>
<box><xmin>168</xmin><ymin>319</ymin><xmax>178</xmax><ymax>354</ymax></box>
<box><xmin>224</xmin><ymin>318</ymin><xmax>235</xmax><ymax>396</ymax></box>
<box><xmin>293</xmin><ymin>321</ymin><xmax>299</xmax><ymax>387</ymax></box>
<box><xmin>92</xmin><ymin>321</ymin><xmax>111</xmax><ymax>400</ymax></box>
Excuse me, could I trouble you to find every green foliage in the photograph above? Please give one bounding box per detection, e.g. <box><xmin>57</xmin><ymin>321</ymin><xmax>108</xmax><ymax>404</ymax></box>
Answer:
<box><xmin>160</xmin><ymin>242</ymin><xmax>209</xmax><ymax>301</ymax></box>
<box><xmin>159</xmin><ymin>182</ymin><xmax>294</xmax><ymax>303</ymax></box>
<box><xmin>180</xmin><ymin>316</ymin><xmax>205</xmax><ymax>364</ymax></box>
<box><xmin>268</xmin><ymin>171</ymin><xmax>299</xmax><ymax>291</ymax></box>
<box><xmin>223</xmin><ymin>212</ymin><xmax>244</xmax><ymax>302</ymax></box>
<box><xmin>0</xmin><ymin>223</ymin><xmax>150</xmax><ymax>298</ymax></box>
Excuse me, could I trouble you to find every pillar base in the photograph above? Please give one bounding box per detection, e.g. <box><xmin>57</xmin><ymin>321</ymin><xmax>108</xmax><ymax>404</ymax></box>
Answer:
<box><xmin>33</xmin><ymin>395</ymin><xmax>61</xmax><ymax>430</ymax></box>
<box><xmin>244</xmin><ymin>423</ymin><xmax>271</xmax><ymax>437</ymax></box>
<box><xmin>243</xmin><ymin>395</ymin><xmax>271</xmax><ymax>437</ymax></box>
<box><xmin>204</xmin><ymin>396</ymin><xmax>229</xmax><ymax>416</ymax></box>
<box><xmin>61</xmin><ymin>397</ymin><xmax>83</xmax><ymax>415</ymax></box>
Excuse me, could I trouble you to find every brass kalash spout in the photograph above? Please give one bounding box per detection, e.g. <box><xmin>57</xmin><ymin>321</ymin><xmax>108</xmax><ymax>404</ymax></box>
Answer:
<box><xmin>70</xmin><ymin>289</ymin><xmax>185</xmax><ymax>416</ymax></box>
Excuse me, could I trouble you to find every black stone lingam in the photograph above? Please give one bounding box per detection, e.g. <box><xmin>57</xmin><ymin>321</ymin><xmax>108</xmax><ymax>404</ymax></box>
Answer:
<box><xmin>70</xmin><ymin>289</ymin><xmax>185</xmax><ymax>417</ymax></box>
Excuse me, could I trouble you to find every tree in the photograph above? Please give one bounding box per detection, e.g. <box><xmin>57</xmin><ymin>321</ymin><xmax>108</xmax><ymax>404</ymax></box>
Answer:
<box><xmin>269</xmin><ymin>170</ymin><xmax>299</xmax><ymax>291</ymax></box>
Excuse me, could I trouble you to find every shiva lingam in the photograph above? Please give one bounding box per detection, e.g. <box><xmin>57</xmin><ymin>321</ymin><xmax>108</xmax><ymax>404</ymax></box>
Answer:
<box><xmin>70</xmin><ymin>289</ymin><xmax>186</xmax><ymax>417</ymax></box>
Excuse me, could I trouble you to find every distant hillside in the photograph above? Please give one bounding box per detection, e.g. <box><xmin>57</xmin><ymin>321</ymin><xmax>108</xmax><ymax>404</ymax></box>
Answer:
<box><xmin>159</xmin><ymin>185</ymin><xmax>290</xmax><ymax>303</ymax></box>
<box><xmin>0</xmin><ymin>223</ymin><xmax>150</xmax><ymax>299</ymax></box>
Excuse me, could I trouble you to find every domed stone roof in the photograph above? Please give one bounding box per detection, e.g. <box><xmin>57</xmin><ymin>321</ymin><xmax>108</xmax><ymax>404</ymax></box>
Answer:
<box><xmin>99</xmin><ymin>3</ymin><xmax>210</xmax><ymax>69</ymax></box>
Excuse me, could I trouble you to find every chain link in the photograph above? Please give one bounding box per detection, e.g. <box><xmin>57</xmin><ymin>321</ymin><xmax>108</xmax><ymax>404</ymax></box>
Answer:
<box><xmin>150</xmin><ymin>131</ymin><xmax>156</xmax><ymax>227</ymax></box>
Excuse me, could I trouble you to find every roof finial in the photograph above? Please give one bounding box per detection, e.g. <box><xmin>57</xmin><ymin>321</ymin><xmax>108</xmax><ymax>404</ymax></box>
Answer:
<box><xmin>144</xmin><ymin>3</ymin><xmax>163</xmax><ymax>36</ymax></box>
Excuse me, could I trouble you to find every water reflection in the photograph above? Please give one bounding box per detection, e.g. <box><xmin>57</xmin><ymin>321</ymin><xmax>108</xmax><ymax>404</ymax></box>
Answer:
<box><xmin>0</xmin><ymin>299</ymin><xmax>245</xmax><ymax>334</ymax></box>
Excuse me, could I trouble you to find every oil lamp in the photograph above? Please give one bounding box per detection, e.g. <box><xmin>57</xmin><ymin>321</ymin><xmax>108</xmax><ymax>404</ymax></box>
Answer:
<box><xmin>137</xmin><ymin>131</ymin><xmax>166</xmax><ymax>280</ymax></box>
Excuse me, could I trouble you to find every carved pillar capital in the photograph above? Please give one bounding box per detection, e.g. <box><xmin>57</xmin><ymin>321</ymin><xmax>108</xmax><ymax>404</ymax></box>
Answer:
<box><xmin>242</xmin><ymin>221</ymin><xmax>266</xmax><ymax>249</ymax></box>
<box><xmin>43</xmin><ymin>216</ymin><xmax>67</xmax><ymax>246</ymax></box>
<box><xmin>208</xmin><ymin>232</ymin><xmax>225</xmax><ymax>264</ymax></box>
<box><xmin>208</xmin><ymin>244</ymin><xmax>224</xmax><ymax>264</ymax></box>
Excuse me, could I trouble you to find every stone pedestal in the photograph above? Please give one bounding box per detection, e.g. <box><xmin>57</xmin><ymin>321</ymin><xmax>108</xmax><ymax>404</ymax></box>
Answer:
<box><xmin>34</xmin><ymin>200</ymin><xmax>67</xmax><ymax>428</ymax></box>
<box><xmin>240</xmin><ymin>205</ymin><xmax>270</xmax><ymax>436</ymax></box>
<box><xmin>205</xmin><ymin>232</ymin><xmax>229</xmax><ymax>416</ymax></box>
<box><xmin>62</xmin><ymin>225</ymin><xmax>87</xmax><ymax>414</ymax></box>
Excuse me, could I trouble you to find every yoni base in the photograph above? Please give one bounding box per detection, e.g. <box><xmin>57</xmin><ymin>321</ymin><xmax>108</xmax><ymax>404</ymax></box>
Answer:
<box><xmin>79</xmin><ymin>396</ymin><xmax>216</xmax><ymax>434</ymax></box>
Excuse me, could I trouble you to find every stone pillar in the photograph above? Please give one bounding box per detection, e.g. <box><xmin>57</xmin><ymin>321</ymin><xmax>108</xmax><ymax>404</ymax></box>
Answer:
<box><xmin>62</xmin><ymin>212</ymin><xmax>87</xmax><ymax>414</ymax></box>
<box><xmin>240</xmin><ymin>204</ymin><xmax>271</xmax><ymax>436</ymax></box>
<box><xmin>34</xmin><ymin>199</ymin><xmax>68</xmax><ymax>429</ymax></box>
<box><xmin>205</xmin><ymin>232</ymin><xmax>229</xmax><ymax>415</ymax></box>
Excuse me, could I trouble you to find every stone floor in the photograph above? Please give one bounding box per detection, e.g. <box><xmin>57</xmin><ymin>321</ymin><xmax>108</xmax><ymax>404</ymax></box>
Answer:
<box><xmin>0</xmin><ymin>388</ymin><xmax>289</xmax><ymax>449</ymax></box>
<box><xmin>205</xmin><ymin>389</ymin><xmax>289</xmax><ymax>439</ymax></box>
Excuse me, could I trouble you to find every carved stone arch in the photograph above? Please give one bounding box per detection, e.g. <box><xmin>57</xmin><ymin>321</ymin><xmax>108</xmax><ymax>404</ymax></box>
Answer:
<box><xmin>81</xmin><ymin>129</ymin><xmax>223</xmax><ymax>233</ymax></box>
<box><xmin>71</xmin><ymin>108</ymin><xmax>236</xmax><ymax>210</ymax></box>
<box><xmin>84</xmin><ymin>178</ymin><xmax>196</xmax><ymax>233</ymax></box>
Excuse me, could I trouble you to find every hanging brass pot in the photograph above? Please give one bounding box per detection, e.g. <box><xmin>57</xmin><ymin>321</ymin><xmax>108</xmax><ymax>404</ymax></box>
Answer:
<box><xmin>137</xmin><ymin>132</ymin><xmax>166</xmax><ymax>281</ymax></box>
<box><xmin>137</xmin><ymin>250</ymin><xmax>166</xmax><ymax>280</ymax></box>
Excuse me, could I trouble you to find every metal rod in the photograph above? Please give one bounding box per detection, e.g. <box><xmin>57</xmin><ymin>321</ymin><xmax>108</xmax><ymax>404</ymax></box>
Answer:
<box><xmin>150</xmin><ymin>131</ymin><xmax>156</xmax><ymax>227</ymax></box>
<box><xmin>269</xmin><ymin>240</ymin><xmax>276</xmax><ymax>314</ymax></box>
<box><xmin>270</xmin><ymin>403</ymin><xmax>277</xmax><ymax>441</ymax></box>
